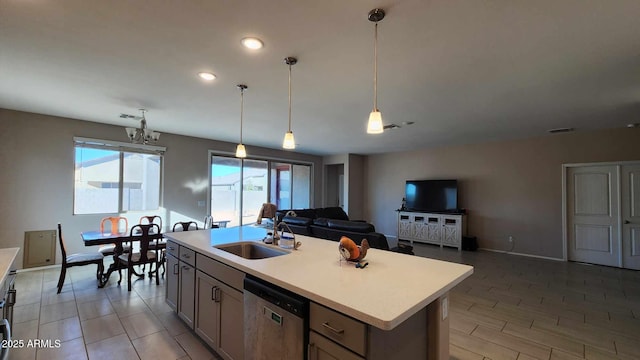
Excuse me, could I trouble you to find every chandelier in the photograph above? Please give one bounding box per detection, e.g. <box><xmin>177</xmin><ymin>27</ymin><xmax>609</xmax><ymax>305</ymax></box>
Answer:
<box><xmin>122</xmin><ymin>109</ymin><xmax>161</xmax><ymax>144</ymax></box>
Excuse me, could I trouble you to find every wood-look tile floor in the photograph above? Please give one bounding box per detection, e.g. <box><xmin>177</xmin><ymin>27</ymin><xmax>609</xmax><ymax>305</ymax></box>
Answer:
<box><xmin>11</xmin><ymin>245</ymin><xmax>640</xmax><ymax>359</ymax></box>
<box><xmin>410</xmin><ymin>243</ymin><xmax>640</xmax><ymax>360</ymax></box>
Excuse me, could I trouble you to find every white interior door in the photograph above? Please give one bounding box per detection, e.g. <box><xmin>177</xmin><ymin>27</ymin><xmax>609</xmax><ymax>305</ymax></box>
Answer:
<box><xmin>622</xmin><ymin>164</ymin><xmax>640</xmax><ymax>270</ymax></box>
<box><xmin>567</xmin><ymin>165</ymin><xmax>620</xmax><ymax>267</ymax></box>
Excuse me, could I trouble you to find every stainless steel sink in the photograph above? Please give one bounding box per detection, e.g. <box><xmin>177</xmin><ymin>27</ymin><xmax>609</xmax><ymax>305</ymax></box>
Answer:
<box><xmin>215</xmin><ymin>242</ymin><xmax>290</xmax><ymax>259</ymax></box>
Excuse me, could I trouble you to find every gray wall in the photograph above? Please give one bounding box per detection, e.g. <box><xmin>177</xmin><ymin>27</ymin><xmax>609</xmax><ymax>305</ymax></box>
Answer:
<box><xmin>364</xmin><ymin>127</ymin><xmax>640</xmax><ymax>259</ymax></box>
<box><xmin>0</xmin><ymin>109</ymin><xmax>322</xmax><ymax>268</ymax></box>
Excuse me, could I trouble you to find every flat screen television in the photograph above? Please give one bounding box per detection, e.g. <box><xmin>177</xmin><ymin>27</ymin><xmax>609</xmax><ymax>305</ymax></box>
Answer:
<box><xmin>405</xmin><ymin>180</ymin><xmax>458</xmax><ymax>212</ymax></box>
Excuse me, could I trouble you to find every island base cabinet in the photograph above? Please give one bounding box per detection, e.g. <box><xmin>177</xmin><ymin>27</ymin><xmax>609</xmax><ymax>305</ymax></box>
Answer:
<box><xmin>195</xmin><ymin>270</ymin><xmax>244</xmax><ymax>360</ymax></box>
<box><xmin>166</xmin><ymin>254</ymin><xmax>179</xmax><ymax>311</ymax></box>
<box><xmin>308</xmin><ymin>331</ymin><xmax>364</xmax><ymax>360</ymax></box>
<box><xmin>310</xmin><ymin>302</ymin><xmax>434</xmax><ymax>360</ymax></box>
<box><xmin>427</xmin><ymin>295</ymin><xmax>449</xmax><ymax>360</ymax></box>
<box><xmin>178</xmin><ymin>262</ymin><xmax>195</xmax><ymax>329</ymax></box>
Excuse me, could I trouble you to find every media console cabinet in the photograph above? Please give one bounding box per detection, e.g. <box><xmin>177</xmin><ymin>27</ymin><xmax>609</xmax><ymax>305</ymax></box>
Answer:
<box><xmin>397</xmin><ymin>211</ymin><xmax>467</xmax><ymax>251</ymax></box>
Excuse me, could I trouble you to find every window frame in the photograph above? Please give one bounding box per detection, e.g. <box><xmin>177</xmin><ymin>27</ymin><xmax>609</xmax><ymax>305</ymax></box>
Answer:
<box><xmin>73</xmin><ymin>137</ymin><xmax>166</xmax><ymax>215</ymax></box>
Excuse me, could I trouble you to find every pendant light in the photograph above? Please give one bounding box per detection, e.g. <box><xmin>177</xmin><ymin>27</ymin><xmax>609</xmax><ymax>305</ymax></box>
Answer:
<box><xmin>367</xmin><ymin>8</ymin><xmax>385</xmax><ymax>134</ymax></box>
<box><xmin>282</xmin><ymin>56</ymin><xmax>297</xmax><ymax>150</ymax></box>
<box><xmin>235</xmin><ymin>84</ymin><xmax>248</xmax><ymax>158</ymax></box>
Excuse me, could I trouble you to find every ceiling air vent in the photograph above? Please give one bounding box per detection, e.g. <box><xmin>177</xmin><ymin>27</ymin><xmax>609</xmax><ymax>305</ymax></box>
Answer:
<box><xmin>383</xmin><ymin>124</ymin><xmax>401</xmax><ymax>130</ymax></box>
<box><xmin>547</xmin><ymin>127</ymin><xmax>574</xmax><ymax>134</ymax></box>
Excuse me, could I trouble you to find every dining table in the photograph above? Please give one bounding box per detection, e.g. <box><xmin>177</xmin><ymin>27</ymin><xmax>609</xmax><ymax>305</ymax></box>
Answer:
<box><xmin>81</xmin><ymin>227</ymin><xmax>166</xmax><ymax>287</ymax></box>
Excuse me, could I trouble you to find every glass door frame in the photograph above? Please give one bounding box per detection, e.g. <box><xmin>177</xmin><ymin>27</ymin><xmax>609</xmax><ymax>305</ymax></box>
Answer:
<box><xmin>207</xmin><ymin>150</ymin><xmax>314</xmax><ymax>226</ymax></box>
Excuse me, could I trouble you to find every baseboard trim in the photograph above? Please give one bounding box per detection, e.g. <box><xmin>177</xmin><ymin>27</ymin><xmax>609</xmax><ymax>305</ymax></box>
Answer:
<box><xmin>480</xmin><ymin>248</ymin><xmax>564</xmax><ymax>262</ymax></box>
<box><xmin>17</xmin><ymin>264</ymin><xmax>61</xmax><ymax>272</ymax></box>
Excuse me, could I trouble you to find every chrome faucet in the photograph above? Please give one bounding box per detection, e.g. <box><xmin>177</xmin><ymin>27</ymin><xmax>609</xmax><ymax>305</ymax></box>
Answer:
<box><xmin>275</xmin><ymin>221</ymin><xmax>301</xmax><ymax>250</ymax></box>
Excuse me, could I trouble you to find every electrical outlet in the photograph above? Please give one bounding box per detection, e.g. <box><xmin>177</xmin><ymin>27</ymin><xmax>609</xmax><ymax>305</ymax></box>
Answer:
<box><xmin>508</xmin><ymin>235</ymin><xmax>514</xmax><ymax>243</ymax></box>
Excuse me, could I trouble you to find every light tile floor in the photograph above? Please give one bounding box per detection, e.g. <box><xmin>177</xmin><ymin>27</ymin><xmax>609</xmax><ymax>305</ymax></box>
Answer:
<box><xmin>11</xmin><ymin>261</ymin><xmax>218</xmax><ymax>360</ymax></box>
<box><xmin>10</xmin><ymin>244</ymin><xmax>640</xmax><ymax>359</ymax></box>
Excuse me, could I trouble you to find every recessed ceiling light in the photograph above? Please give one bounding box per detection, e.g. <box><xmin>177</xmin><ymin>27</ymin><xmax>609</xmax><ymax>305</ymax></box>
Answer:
<box><xmin>241</xmin><ymin>37</ymin><xmax>264</xmax><ymax>50</ymax></box>
<box><xmin>198</xmin><ymin>72</ymin><xmax>216</xmax><ymax>81</ymax></box>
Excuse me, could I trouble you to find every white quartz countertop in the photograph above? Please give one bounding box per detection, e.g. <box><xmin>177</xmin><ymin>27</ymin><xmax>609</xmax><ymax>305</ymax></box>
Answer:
<box><xmin>165</xmin><ymin>227</ymin><xmax>473</xmax><ymax>330</ymax></box>
<box><xmin>0</xmin><ymin>248</ymin><xmax>19</xmax><ymax>285</ymax></box>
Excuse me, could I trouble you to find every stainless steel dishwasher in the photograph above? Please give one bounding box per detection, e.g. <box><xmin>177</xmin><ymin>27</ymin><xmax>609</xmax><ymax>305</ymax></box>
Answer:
<box><xmin>244</xmin><ymin>275</ymin><xmax>309</xmax><ymax>360</ymax></box>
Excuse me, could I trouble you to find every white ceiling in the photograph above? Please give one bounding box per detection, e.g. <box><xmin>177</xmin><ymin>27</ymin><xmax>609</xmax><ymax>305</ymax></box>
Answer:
<box><xmin>2</xmin><ymin>0</ymin><xmax>640</xmax><ymax>155</ymax></box>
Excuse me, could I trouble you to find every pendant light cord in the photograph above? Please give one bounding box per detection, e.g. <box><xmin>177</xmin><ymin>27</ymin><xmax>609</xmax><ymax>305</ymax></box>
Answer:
<box><xmin>288</xmin><ymin>63</ymin><xmax>292</xmax><ymax>132</ymax></box>
<box><xmin>373</xmin><ymin>22</ymin><xmax>378</xmax><ymax>111</ymax></box>
<box><xmin>240</xmin><ymin>87</ymin><xmax>244</xmax><ymax>143</ymax></box>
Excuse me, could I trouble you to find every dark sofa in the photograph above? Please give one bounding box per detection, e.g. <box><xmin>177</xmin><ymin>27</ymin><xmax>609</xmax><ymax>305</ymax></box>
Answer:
<box><xmin>277</xmin><ymin>207</ymin><xmax>413</xmax><ymax>254</ymax></box>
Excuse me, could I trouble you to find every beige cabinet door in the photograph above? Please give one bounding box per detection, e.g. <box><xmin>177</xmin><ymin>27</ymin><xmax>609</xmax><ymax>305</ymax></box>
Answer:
<box><xmin>308</xmin><ymin>331</ymin><xmax>364</xmax><ymax>360</ymax></box>
<box><xmin>622</xmin><ymin>164</ymin><xmax>640</xmax><ymax>270</ymax></box>
<box><xmin>195</xmin><ymin>270</ymin><xmax>220</xmax><ymax>350</ymax></box>
<box><xmin>217</xmin><ymin>281</ymin><xmax>244</xmax><ymax>360</ymax></box>
<box><xmin>166</xmin><ymin>254</ymin><xmax>179</xmax><ymax>311</ymax></box>
<box><xmin>195</xmin><ymin>270</ymin><xmax>244</xmax><ymax>360</ymax></box>
<box><xmin>567</xmin><ymin>165</ymin><xmax>620</xmax><ymax>267</ymax></box>
<box><xmin>178</xmin><ymin>262</ymin><xmax>195</xmax><ymax>328</ymax></box>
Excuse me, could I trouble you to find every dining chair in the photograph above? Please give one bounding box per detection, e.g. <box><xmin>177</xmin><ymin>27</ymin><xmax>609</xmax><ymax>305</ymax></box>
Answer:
<box><xmin>56</xmin><ymin>223</ymin><xmax>104</xmax><ymax>294</ymax></box>
<box><xmin>98</xmin><ymin>216</ymin><xmax>131</xmax><ymax>256</ymax></box>
<box><xmin>140</xmin><ymin>215</ymin><xmax>164</xmax><ymax>272</ymax></box>
<box><xmin>117</xmin><ymin>223</ymin><xmax>161</xmax><ymax>291</ymax></box>
<box><xmin>203</xmin><ymin>215</ymin><xmax>220</xmax><ymax>229</ymax></box>
<box><xmin>173</xmin><ymin>221</ymin><xmax>199</xmax><ymax>232</ymax></box>
<box><xmin>139</xmin><ymin>215</ymin><xmax>163</xmax><ymax>229</ymax></box>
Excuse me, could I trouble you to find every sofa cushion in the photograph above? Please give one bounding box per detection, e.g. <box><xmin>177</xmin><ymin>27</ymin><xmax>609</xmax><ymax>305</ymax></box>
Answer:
<box><xmin>326</xmin><ymin>219</ymin><xmax>374</xmax><ymax>233</ymax></box>
<box><xmin>277</xmin><ymin>208</ymin><xmax>317</xmax><ymax>222</ymax></box>
<box><xmin>313</xmin><ymin>218</ymin><xmax>329</xmax><ymax>227</ymax></box>
<box><xmin>283</xmin><ymin>223</ymin><xmax>312</xmax><ymax>236</ymax></box>
<box><xmin>282</xmin><ymin>216</ymin><xmax>313</xmax><ymax>226</ymax></box>
<box><xmin>315</xmin><ymin>207</ymin><xmax>349</xmax><ymax>221</ymax></box>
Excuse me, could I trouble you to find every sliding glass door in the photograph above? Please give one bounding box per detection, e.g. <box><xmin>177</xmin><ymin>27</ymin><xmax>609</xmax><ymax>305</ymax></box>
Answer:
<box><xmin>211</xmin><ymin>156</ymin><xmax>242</xmax><ymax>227</ymax></box>
<box><xmin>270</xmin><ymin>163</ymin><xmax>311</xmax><ymax>210</ymax></box>
<box><xmin>211</xmin><ymin>156</ymin><xmax>269</xmax><ymax>227</ymax></box>
<box><xmin>211</xmin><ymin>155</ymin><xmax>311</xmax><ymax>227</ymax></box>
<box><xmin>242</xmin><ymin>159</ymin><xmax>268</xmax><ymax>225</ymax></box>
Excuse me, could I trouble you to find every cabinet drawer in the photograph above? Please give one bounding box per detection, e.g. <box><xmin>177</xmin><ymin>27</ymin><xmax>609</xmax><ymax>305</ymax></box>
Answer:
<box><xmin>196</xmin><ymin>253</ymin><xmax>244</xmax><ymax>291</ymax></box>
<box><xmin>309</xmin><ymin>331</ymin><xmax>365</xmax><ymax>360</ymax></box>
<box><xmin>310</xmin><ymin>302</ymin><xmax>366</xmax><ymax>356</ymax></box>
<box><xmin>179</xmin><ymin>246</ymin><xmax>196</xmax><ymax>266</ymax></box>
<box><xmin>166</xmin><ymin>240</ymin><xmax>179</xmax><ymax>258</ymax></box>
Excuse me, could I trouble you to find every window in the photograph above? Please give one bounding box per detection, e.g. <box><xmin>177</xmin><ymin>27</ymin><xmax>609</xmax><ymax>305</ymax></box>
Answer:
<box><xmin>210</xmin><ymin>154</ymin><xmax>312</xmax><ymax>226</ymax></box>
<box><xmin>74</xmin><ymin>138</ymin><xmax>164</xmax><ymax>215</ymax></box>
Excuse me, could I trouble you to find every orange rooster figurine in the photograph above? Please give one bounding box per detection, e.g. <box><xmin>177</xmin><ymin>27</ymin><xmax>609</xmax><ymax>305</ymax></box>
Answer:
<box><xmin>339</xmin><ymin>236</ymin><xmax>369</xmax><ymax>262</ymax></box>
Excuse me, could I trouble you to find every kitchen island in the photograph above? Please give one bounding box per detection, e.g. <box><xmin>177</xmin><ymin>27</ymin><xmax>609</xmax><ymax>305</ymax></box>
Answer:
<box><xmin>165</xmin><ymin>226</ymin><xmax>473</xmax><ymax>359</ymax></box>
